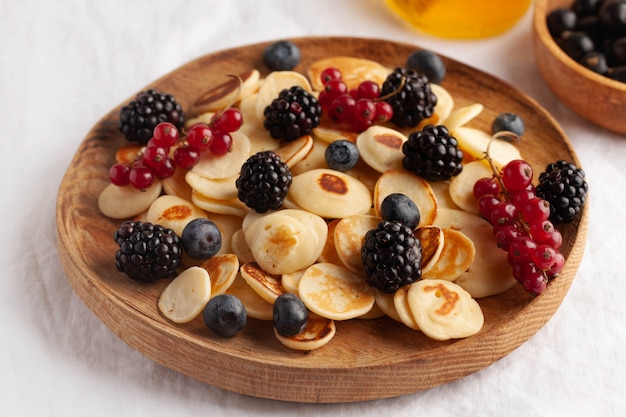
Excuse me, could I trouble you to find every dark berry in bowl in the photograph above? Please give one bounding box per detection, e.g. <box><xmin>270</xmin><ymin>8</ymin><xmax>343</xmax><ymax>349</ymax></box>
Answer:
<box><xmin>263</xmin><ymin>40</ymin><xmax>301</xmax><ymax>71</ymax></box>
<box><xmin>203</xmin><ymin>294</ymin><xmax>247</xmax><ymax>337</ymax></box>
<box><xmin>547</xmin><ymin>7</ymin><xmax>578</xmax><ymax>37</ymax></box>
<box><xmin>181</xmin><ymin>218</ymin><xmax>222</xmax><ymax>260</ymax></box>
<box><xmin>325</xmin><ymin>140</ymin><xmax>360</xmax><ymax>171</ymax></box>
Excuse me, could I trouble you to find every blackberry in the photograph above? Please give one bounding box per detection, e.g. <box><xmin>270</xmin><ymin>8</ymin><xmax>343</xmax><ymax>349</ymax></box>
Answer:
<box><xmin>536</xmin><ymin>160</ymin><xmax>588</xmax><ymax>224</ymax></box>
<box><xmin>119</xmin><ymin>89</ymin><xmax>184</xmax><ymax>145</ymax></box>
<box><xmin>263</xmin><ymin>86</ymin><xmax>321</xmax><ymax>142</ymax></box>
<box><xmin>114</xmin><ymin>221</ymin><xmax>182</xmax><ymax>282</ymax></box>
<box><xmin>361</xmin><ymin>220</ymin><xmax>422</xmax><ymax>294</ymax></box>
<box><xmin>236</xmin><ymin>150</ymin><xmax>293</xmax><ymax>213</ymax></box>
<box><xmin>402</xmin><ymin>124</ymin><xmax>464</xmax><ymax>181</ymax></box>
<box><xmin>381</xmin><ymin>67</ymin><xmax>437</xmax><ymax>128</ymax></box>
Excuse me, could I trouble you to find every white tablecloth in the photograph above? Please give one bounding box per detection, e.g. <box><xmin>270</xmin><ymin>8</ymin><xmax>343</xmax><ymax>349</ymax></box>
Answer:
<box><xmin>2</xmin><ymin>1</ymin><xmax>624</xmax><ymax>416</ymax></box>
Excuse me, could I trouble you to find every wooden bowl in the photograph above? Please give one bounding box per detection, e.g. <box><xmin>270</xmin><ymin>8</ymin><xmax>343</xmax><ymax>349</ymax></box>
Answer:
<box><xmin>56</xmin><ymin>37</ymin><xmax>588</xmax><ymax>403</ymax></box>
<box><xmin>533</xmin><ymin>0</ymin><xmax>626</xmax><ymax>135</ymax></box>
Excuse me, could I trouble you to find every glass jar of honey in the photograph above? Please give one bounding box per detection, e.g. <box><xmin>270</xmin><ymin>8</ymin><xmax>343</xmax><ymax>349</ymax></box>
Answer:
<box><xmin>385</xmin><ymin>0</ymin><xmax>532</xmax><ymax>39</ymax></box>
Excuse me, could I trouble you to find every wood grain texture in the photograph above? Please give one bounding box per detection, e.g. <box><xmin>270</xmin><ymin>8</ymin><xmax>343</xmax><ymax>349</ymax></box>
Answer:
<box><xmin>533</xmin><ymin>0</ymin><xmax>626</xmax><ymax>135</ymax></box>
<box><xmin>56</xmin><ymin>37</ymin><xmax>588</xmax><ymax>403</ymax></box>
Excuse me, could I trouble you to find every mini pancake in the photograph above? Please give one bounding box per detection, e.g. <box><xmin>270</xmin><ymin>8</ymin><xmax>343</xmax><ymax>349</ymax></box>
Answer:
<box><xmin>289</xmin><ymin>168</ymin><xmax>372</xmax><ymax>218</ymax></box>
<box><xmin>274</xmin><ymin>135</ymin><xmax>314</xmax><ymax>168</ymax></box>
<box><xmin>422</xmin><ymin>228</ymin><xmax>475</xmax><ymax>282</ymax></box>
<box><xmin>290</xmin><ymin>138</ymin><xmax>329</xmax><ymax>176</ymax></box>
<box><xmin>185</xmin><ymin>170</ymin><xmax>238</xmax><ymax>201</ymax></box>
<box><xmin>184</xmin><ymin>111</ymin><xmax>215</xmax><ymax>129</ymax></box>
<box><xmin>357</xmin><ymin>301</ymin><xmax>386</xmax><ymax>319</ymax></box>
<box><xmin>274</xmin><ymin>313</ymin><xmax>336</xmax><ymax>351</ymax></box>
<box><xmin>372</xmin><ymin>288</ymin><xmax>402</xmax><ymax>323</ymax></box>
<box><xmin>238</xmin><ymin>92</ymin><xmax>281</xmax><ymax>154</ymax></box>
<box><xmin>278</xmin><ymin>209</ymin><xmax>329</xmax><ymax>265</ymax></box>
<box><xmin>434</xmin><ymin>208</ymin><xmax>516</xmax><ymax>298</ymax></box>
<box><xmin>429</xmin><ymin>180</ymin><xmax>460</xmax><ymax>210</ymax></box>
<box><xmin>192</xmin><ymin>69</ymin><xmax>261</xmax><ymax>114</ymax></box>
<box><xmin>407</xmin><ymin>279</ymin><xmax>484</xmax><ymax>341</ymax></box>
<box><xmin>226</xmin><ymin>273</ymin><xmax>273</xmax><ymax>320</ymax></box>
<box><xmin>430</xmin><ymin>83</ymin><xmax>454</xmax><ymax>124</ymax></box>
<box><xmin>281</xmin><ymin>268</ymin><xmax>306</xmax><ymax>295</ymax></box>
<box><xmin>115</xmin><ymin>144</ymin><xmax>142</xmax><ymax>164</ymax></box>
<box><xmin>98</xmin><ymin>180</ymin><xmax>162</xmax><ymax>220</ymax></box>
<box><xmin>452</xmin><ymin>126</ymin><xmax>522</xmax><ymax>171</ymax></box>
<box><xmin>356</xmin><ymin>125</ymin><xmax>407</xmax><ymax>173</ymax></box>
<box><xmin>239</xmin><ymin>262</ymin><xmax>285</xmax><ymax>304</ymax></box>
<box><xmin>333</xmin><ymin>214</ymin><xmax>380</xmax><ymax>274</ymax></box>
<box><xmin>318</xmin><ymin>219</ymin><xmax>343</xmax><ymax>266</ymax></box>
<box><xmin>373</xmin><ymin>169</ymin><xmax>438</xmax><ymax>227</ymax></box>
<box><xmin>162</xmin><ymin>166</ymin><xmax>193</xmax><ymax>201</ymax></box>
<box><xmin>190</xmin><ymin>131</ymin><xmax>251</xmax><ymax>180</ymax></box>
<box><xmin>393</xmin><ymin>285</ymin><xmax>420</xmax><ymax>330</ymax></box>
<box><xmin>146</xmin><ymin>194</ymin><xmax>208</xmax><ymax>237</ymax></box>
<box><xmin>206</xmin><ymin>212</ymin><xmax>243</xmax><ymax>256</ymax></box>
<box><xmin>230</xmin><ymin>229</ymin><xmax>255</xmax><ymax>264</ymax></box>
<box><xmin>443</xmin><ymin>103</ymin><xmax>483</xmax><ymax>131</ymax></box>
<box><xmin>244</xmin><ymin>212</ymin><xmax>322</xmax><ymax>274</ymax></box>
<box><xmin>198</xmin><ymin>253</ymin><xmax>239</xmax><ymax>296</ymax></box>
<box><xmin>191</xmin><ymin>190</ymin><xmax>250</xmax><ymax>218</ymax></box>
<box><xmin>157</xmin><ymin>266</ymin><xmax>212</xmax><ymax>324</ymax></box>
<box><xmin>255</xmin><ymin>70</ymin><xmax>313</xmax><ymax>121</ymax></box>
<box><xmin>448</xmin><ymin>160</ymin><xmax>494</xmax><ymax>214</ymax></box>
<box><xmin>414</xmin><ymin>226</ymin><xmax>445</xmax><ymax>274</ymax></box>
<box><xmin>298</xmin><ymin>263</ymin><xmax>375</xmax><ymax>321</ymax></box>
<box><xmin>307</xmin><ymin>56</ymin><xmax>391</xmax><ymax>90</ymax></box>
<box><xmin>312</xmin><ymin>124</ymin><xmax>358</xmax><ymax>144</ymax></box>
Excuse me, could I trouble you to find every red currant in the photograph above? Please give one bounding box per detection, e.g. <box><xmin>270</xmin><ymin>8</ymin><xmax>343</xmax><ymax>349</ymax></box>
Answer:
<box><xmin>152</xmin><ymin>122</ymin><xmax>179</xmax><ymax>147</ymax></box>
<box><xmin>186</xmin><ymin>123</ymin><xmax>213</xmax><ymax>151</ymax></box>
<box><xmin>324</xmin><ymin>79</ymin><xmax>348</xmax><ymax>100</ymax></box>
<box><xmin>209</xmin><ymin>131</ymin><xmax>233</xmax><ymax>156</ymax></box>
<box><xmin>174</xmin><ymin>145</ymin><xmax>200</xmax><ymax>168</ymax></box>
<box><xmin>356</xmin><ymin>80</ymin><xmax>380</xmax><ymax>100</ymax></box>
<box><xmin>109</xmin><ymin>163</ymin><xmax>131</xmax><ymax>186</ymax></box>
<box><xmin>502</xmin><ymin>159</ymin><xmax>533</xmax><ymax>192</ymax></box>
<box><xmin>152</xmin><ymin>157</ymin><xmax>176</xmax><ymax>179</ymax></box>
<box><xmin>329</xmin><ymin>94</ymin><xmax>355</xmax><ymax>123</ymax></box>
<box><xmin>520</xmin><ymin>197</ymin><xmax>551</xmax><ymax>224</ymax></box>
<box><xmin>532</xmin><ymin>244</ymin><xmax>557</xmax><ymax>269</ymax></box>
<box><xmin>491</xmin><ymin>201</ymin><xmax>519</xmax><ymax>227</ymax></box>
<box><xmin>320</xmin><ymin>67</ymin><xmax>342</xmax><ymax>85</ymax></box>
<box><xmin>478</xmin><ymin>194</ymin><xmax>501</xmax><ymax>221</ymax></box>
<box><xmin>211</xmin><ymin>108</ymin><xmax>243</xmax><ymax>133</ymax></box>
<box><xmin>546</xmin><ymin>251</ymin><xmax>565</xmax><ymax>278</ymax></box>
<box><xmin>508</xmin><ymin>235</ymin><xmax>537</xmax><ymax>263</ymax></box>
<box><xmin>473</xmin><ymin>177</ymin><xmax>500</xmax><ymax>200</ymax></box>
<box><xmin>374</xmin><ymin>101</ymin><xmax>393</xmax><ymax>124</ymax></box>
<box><xmin>129</xmin><ymin>164</ymin><xmax>154</xmax><ymax>190</ymax></box>
<box><xmin>493</xmin><ymin>224</ymin><xmax>522</xmax><ymax>251</ymax></box>
<box><xmin>142</xmin><ymin>145</ymin><xmax>168</xmax><ymax>168</ymax></box>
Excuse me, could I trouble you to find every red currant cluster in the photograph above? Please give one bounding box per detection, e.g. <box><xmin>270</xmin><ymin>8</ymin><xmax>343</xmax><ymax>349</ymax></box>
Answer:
<box><xmin>109</xmin><ymin>108</ymin><xmax>243</xmax><ymax>190</ymax></box>
<box><xmin>473</xmin><ymin>159</ymin><xmax>565</xmax><ymax>295</ymax></box>
<box><xmin>317</xmin><ymin>67</ymin><xmax>394</xmax><ymax>132</ymax></box>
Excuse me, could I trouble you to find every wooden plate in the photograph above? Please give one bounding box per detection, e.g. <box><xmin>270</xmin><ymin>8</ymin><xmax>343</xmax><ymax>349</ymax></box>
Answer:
<box><xmin>56</xmin><ymin>37</ymin><xmax>587</xmax><ymax>403</ymax></box>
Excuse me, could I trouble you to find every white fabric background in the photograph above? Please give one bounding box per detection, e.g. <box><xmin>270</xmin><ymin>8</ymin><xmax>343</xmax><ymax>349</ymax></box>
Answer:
<box><xmin>1</xmin><ymin>0</ymin><xmax>624</xmax><ymax>416</ymax></box>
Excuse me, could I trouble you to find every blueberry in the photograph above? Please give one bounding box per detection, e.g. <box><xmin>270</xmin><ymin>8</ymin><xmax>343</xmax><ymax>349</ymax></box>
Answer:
<box><xmin>203</xmin><ymin>294</ymin><xmax>247</xmax><ymax>337</ymax></box>
<box><xmin>492</xmin><ymin>113</ymin><xmax>525</xmax><ymax>137</ymax></box>
<box><xmin>546</xmin><ymin>8</ymin><xmax>577</xmax><ymax>38</ymax></box>
<box><xmin>405</xmin><ymin>50</ymin><xmax>446</xmax><ymax>84</ymax></box>
<box><xmin>263</xmin><ymin>40</ymin><xmax>301</xmax><ymax>71</ymax></box>
<box><xmin>325</xmin><ymin>140</ymin><xmax>359</xmax><ymax>171</ymax></box>
<box><xmin>273</xmin><ymin>293</ymin><xmax>308</xmax><ymax>337</ymax></box>
<box><xmin>181</xmin><ymin>218</ymin><xmax>222</xmax><ymax>260</ymax></box>
<box><xmin>379</xmin><ymin>193</ymin><xmax>420</xmax><ymax>229</ymax></box>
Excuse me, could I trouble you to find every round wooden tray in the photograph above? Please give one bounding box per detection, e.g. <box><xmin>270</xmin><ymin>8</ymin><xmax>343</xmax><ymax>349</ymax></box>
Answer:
<box><xmin>56</xmin><ymin>37</ymin><xmax>587</xmax><ymax>403</ymax></box>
